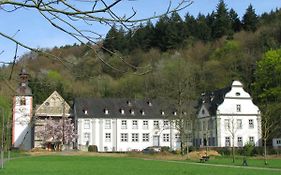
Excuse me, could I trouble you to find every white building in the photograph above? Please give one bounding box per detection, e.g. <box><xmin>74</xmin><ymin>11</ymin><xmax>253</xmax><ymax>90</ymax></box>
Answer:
<box><xmin>74</xmin><ymin>98</ymin><xmax>184</xmax><ymax>152</ymax></box>
<box><xmin>195</xmin><ymin>80</ymin><xmax>262</xmax><ymax>147</ymax></box>
<box><xmin>12</xmin><ymin>69</ymin><xmax>33</xmax><ymax>150</ymax></box>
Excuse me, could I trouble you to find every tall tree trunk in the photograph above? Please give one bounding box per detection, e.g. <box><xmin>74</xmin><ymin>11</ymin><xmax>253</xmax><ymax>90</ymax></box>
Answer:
<box><xmin>264</xmin><ymin>138</ymin><xmax>268</xmax><ymax>165</ymax></box>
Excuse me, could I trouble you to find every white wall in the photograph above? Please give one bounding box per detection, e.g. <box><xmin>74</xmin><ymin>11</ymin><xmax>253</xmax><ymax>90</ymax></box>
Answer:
<box><xmin>78</xmin><ymin>118</ymin><xmax>180</xmax><ymax>152</ymax></box>
<box><xmin>12</xmin><ymin>96</ymin><xmax>33</xmax><ymax>149</ymax></box>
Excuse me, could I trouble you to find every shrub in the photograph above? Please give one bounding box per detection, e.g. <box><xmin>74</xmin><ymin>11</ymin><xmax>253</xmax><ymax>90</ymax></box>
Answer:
<box><xmin>217</xmin><ymin>147</ymin><xmax>231</xmax><ymax>155</ymax></box>
<box><xmin>88</xmin><ymin>145</ymin><xmax>98</xmax><ymax>152</ymax></box>
<box><xmin>242</xmin><ymin>143</ymin><xmax>255</xmax><ymax>156</ymax></box>
<box><xmin>161</xmin><ymin>146</ymin><xmax>170</xmax><ymax>152</ymax></box>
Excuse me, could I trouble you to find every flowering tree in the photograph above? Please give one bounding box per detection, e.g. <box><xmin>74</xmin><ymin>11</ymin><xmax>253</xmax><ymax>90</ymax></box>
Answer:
<box><xmin>36</xmin><ymin>117</ymin><xmax>76</xmax><ymax>151</ymax></box>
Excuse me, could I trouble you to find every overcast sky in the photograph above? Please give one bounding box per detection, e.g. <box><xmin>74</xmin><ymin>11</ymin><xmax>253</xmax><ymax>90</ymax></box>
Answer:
<box><xmin>0</xmin><ymin>0</ymin><xmax>280</xmax><ymax>63</ymax></box>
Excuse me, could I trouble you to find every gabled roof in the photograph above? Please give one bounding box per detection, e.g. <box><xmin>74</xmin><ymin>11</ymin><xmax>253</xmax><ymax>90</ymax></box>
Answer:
<box><xmin>74</xmin><ymin>98</ymin><xmax>189</xmax><ymax>119</ymax></box>
<box><xmin>35</xmin><ymin>91</ymin><xmax>71</xmax><ymax>117</ymax></box>
<box><xmin>199</xmin><ymin>86</ymin><xmax>231</xmax><ymax>116</ymax></box>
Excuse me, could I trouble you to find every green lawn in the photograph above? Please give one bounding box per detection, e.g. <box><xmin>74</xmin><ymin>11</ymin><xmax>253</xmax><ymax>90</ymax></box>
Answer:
<box><xmin>0</xmin><ymin>155</ymin><xmax>281</xmax><ymax>175</ymax></box>
<box><xmin>194</xmin><ymin>156</ymin><xmax>281</xmax><ymax>169</ymax></box>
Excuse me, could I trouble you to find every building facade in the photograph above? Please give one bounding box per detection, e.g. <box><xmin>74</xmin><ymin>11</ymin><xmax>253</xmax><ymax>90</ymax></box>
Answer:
<box><xmin>12</xmin><ymin>68</ymin><xmax>33</xmax><ymax>150</ymax></box>
<box><xmin>195</xmin><ymin>80</ymin><xmax>262</xmax><ymax>147</ymax></box>
<box><xmin>34</xmin><ymin>91</ymin><xmax>72</xmax><ymax>148</ymax></box>
<box><xmin>74</xmin><ymin>98</ymin><xmax>188</xmax><ymax>152</ymax></box>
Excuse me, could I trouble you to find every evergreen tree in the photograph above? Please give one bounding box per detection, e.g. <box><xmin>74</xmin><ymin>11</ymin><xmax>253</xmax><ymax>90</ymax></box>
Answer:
<box><xmin>195</xmin><ymin>13</ymin><xmax>212</xmax><ymax>41</ymax></box>
<box><xmin>103</xmin><ymin>25</ymin><xmax>127</xmax><ymax>53</ymax></box>
<box><xmin>153</xmin><ymin>15</ymin><xmax>170</xmax><ymax>51</ymax></box>
<box><xmin>229</xmin><ymin>8</ymin><xmax>242</xmax><ymax>32</ymax></box>
<box><xmin>167</xmin><ymin>11</ymin><xmax>185</xmax><ymax>49</ymax></box>
<box><xmin>184</xmin><ymin>13</ymin><xmax>197</xmax><ymax>40</ymax></box>
<box><xmin>212</xmin><ymin>0</ymin><xmax>232</xmax><ymax>39</ymax></box>
<box><xmin>242</xmin><ymin>4</ymin><xmax>258</xmax><ymax>32</ymax></box>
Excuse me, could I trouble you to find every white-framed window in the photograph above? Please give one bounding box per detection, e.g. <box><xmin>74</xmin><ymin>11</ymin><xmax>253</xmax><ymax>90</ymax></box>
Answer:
<box><xmin>84</xmin><ymin>132</ymin><xmax>90</xmax><ymax>142</ymax></box>
<box><xmin>121</xmin><ymin>120</ymin><xmax>127</xmax><ymax>129</ymax></box>
<box><xmin>237</xmin><ymin>137</ymin><xmax>243</xmax><ymax>147</ymax></box>
<box><xmin>132</xmin><ymin>120</ymin><xmax>138</xmax><ymax>129</ymax></box>
<box><xmin>105</xmin><ymin>133</ymin><xmax>111</xmax><ymax>142</ymax></box>
<box><xmin>153</xmin><ymin>120</ymin><xmax>159</xmax><ymax>129</ymax></box>
<box><xmin>225</xmin><ymin>137</ymin><xmax>230</xmax><ymax>147</ymax></box>
<box><xmin>105</xmin><ymin>119</ymin><xmax>111</xmax><ymax>129</ymax></box>
<box><xmin>187</xmin><ymin>133</ymin><xmax>192</xmax><ymax>142</ymax></box>
<box><xmin>249</xmin><ymin>136</ymin><xmax>254</xmax><ymax>145</ymax></box>
<box><xmin>121</xmin><ymin>133</ymin><xmax>128</xmax><ymax>142</ymax></box>
<box><xmin>140</xmin><ymin>110</ymin><xmax>145</xmax><ymax>115</ymax></box>
<box><xmin>164</xmin><ymin>120</ymin><xmax>169</xmax><ymax>128</ymax></box>
<box><xmin>224</xmin><ymin>119</ymin><xmax>230</xmax><ymax>130</ymax></box>
<box><xmin>237</xmin><ymin>119</ymin><xmax>242</xmax><ymax>129</ymax></box>
<box><xmin>236</xmin><ymin>104</ymin><xmax>241</xmax><ymax>112</ymax></box>
<box><xmin>142</xmin><ymin>133</ymin><xmax>149</xmax><ymax>142</ymax></box>
<box><xmin>163</xmin><ymin>134</ymin><xmax>170</xmax><ymax>142</ymax></box>
<box><xmin>249</xmin><ymin>119</ymin><xmax>254</xmax><ymax>128</ymax></box>
<box><xmin>276</xmin><ymin>139</ymin><xmax>281</xmax><ymax>145</ymax></box>
<box><xmin>84</xmin><ymin>120</ymin><xmax>90</xmax><ymax>129</ymax></box>
<box><xmin>143</xmin><ymin>120</ymin><xmax>148</xmax><ymax>129</ymax></box>
<box><xmin>120</xmin><ymin>109</ymin><xmax>125</xmax><ymax>115</ymax></box>
<box><xmin>104</xmin><ymin>109</ymin><xmax>109</xmax><ymax>115</ymax></box>
<box><xmin>130</xmin><ymin>109</ymin><xmax>135</xmax><ymax>115</ymax></box>
<box><xmin>132</xmin><ymin>133</ymin><xmax>139</xmax><ymax>142</ymax></box>
<box><xmin>175</xmin><ymin>133</ymin><xmax>180</xmax><ymax>141</ymax></box>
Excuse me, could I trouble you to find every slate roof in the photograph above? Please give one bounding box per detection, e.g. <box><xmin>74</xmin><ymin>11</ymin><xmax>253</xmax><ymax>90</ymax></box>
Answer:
<box><xmin>74</xmin><ymin>98</ymin><xmax>183</xmax><ymax>119</ymax></box>
<box><xmin>199</xmin><ymin>86</ymin><xmax>231</xmax><ymax>116</ymax></box>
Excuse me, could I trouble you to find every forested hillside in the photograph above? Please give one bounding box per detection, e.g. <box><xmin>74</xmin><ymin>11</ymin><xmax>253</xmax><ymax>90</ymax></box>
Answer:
<box><xmin>0</xmin><ymin>0</ymin><xmax>281</xmax><ymax>116</ymax></box>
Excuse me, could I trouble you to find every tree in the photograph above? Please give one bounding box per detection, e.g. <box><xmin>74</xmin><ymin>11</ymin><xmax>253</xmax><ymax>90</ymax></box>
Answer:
<box><xmin>36</xmin><ymin>117</ymin><xmax>76</xmax><ymax>151</ymax></box>
<box><xmin>242</xmin><ymin>4</ymin><xmax>259</xmax><ymax>32</ymax></box>
<box><xmin>212</xmin><ymin>0</ymin><xmax>232</xmax><ymax>39</ymax></box>
<box><xmin>229</xmin><ymin>8</ymin><xmax>242</xmax><ymax>32</ymax></box>
<box><xmin>224</xmin><ymin>116</ymin><xmax>239</xmax><ymax>163</ymax></box>
<box><xmin>157</xmin><ymin>58</ymin><xmax>198</xmax><ymax>154</ymax></box>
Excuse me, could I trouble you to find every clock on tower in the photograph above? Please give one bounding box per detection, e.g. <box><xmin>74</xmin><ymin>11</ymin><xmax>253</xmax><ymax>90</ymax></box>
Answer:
<box><xmin>12</xmin><ymin>68</ymin><xmax>33</xmax><ymax>150</ymax></box>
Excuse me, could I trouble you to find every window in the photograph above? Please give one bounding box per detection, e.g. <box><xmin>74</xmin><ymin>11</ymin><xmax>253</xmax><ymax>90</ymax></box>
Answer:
<box><xmin>224</xmin><ymin>119</ymin><xmax>230</xmax><ymax>130</ymax></box>
<box><xmin>143</xmin><ymin>120</ymin><xmax>148</xmax><ymax>129</ymax></box>
<box><xmin>121</xmin><ymin>120</ymin><xmax>127</xmax><ymax>129</ymax></box>
<box><xmin>249</xmin><ymin>119</ymin><xmax>254</xmax><ymax>128</ymax></box>
<box><xmin>276</xmin><ymin>139</ymin><xmax>281</xmax><ymax>145</ymax></box>
<box><xmin>237</xmin><ymin>119</ymin><xmax>242</xmax><ymax>129</ymax></box>
<box><xmin>249</xmin><ymin>137</ymin><xmax>254</xmax><ymax>145</ymax></box>
<box><xmin>237</xmin><ymin>137</ymin><xmax>243</xmax><ymax>147</ymax></box>
<box><xmin>153</xmin><ymin>121</ymin><xmax>159</xmax><ymax>129</ymax></box>
<box><xmin>161</xmin><ymin>111</ymin><xmax>165</xmax><ymax>115</ymax></box>
<box><xmin>164</xmin><ymin>120</ymin><xmax>169</xmax><ymax>128</ymax></box>
<box><xmin>132</xmin><ymin>133</ymin><xmax>139</xmax><ymax>142</ymax></box>
<box><xmin>236</xmin><ymin>104</ymin><xmax>241</xmax><ymax>112</ymax></box>
<box><xmin>84</xmin><ymin>133</ymin><xmax>90</xmax><ymax>141</ymax></box>
<box><xmin>175</xmin><ymin>133</ymin><xmax>180</xmax><ymax>141</ymax></box>
<box><xmin>187</xmin><ymin>133</ymin><xmax>192</xmax><ymax>142</ymax></box>
<box><xmin>104</xmin><ymin>109</ymin><xmax>109</xmax><ymax>115</ymax></box>
<box><xmin>132</xmin><ymin>120</ymin><xmax>138</xmax><ymax>129</ymax></box>
<box><xmin>163</xmin><ymin>134</ymin><xmax>170</xmax><ymax>142</ymax></box>
<box><xmin>225</xmin><ymin>137</ymin><xmax>230</xmax><ymax>147</ymax></box>
<box><xmin>105</xmin><ymin>133</ymin><xmax>111</xmax><ymax>142</ymax></box>
<box><xmin>121</xmin><ymin>133</ymin><xmax>128</xmax><ymax>142</ymax></box>
<box><xmin>84</xmin><ymin>120</ymin><xmax>90</xmax><ymax>129</ymax></box>
<box><xmin>120</xmin><ymin>109</ymin><xmax>125</xmax><ymax>115</ymax></box>
<box><xmin>105</xmin><ymin>119</ymin><xmax>111</xmax><ymax>129</ymax></box>
<box><xmin>140</xmin><ymin>110</ymin><xmax>145</xmax><ymax>115</ymax></box>
<box><xmin>20</xmin><ymin>97</ymin><xmax>26</xmax><ymax>106</ymax></box>
<box><xmin>142</xmin><ymin>133</ymin><xmax>149</xmax><ymax>142</ymax></box>
<box><xmin>130</xmin><ymin>109</ymin><xmax>135</xmax><ymax>115</ymax></box>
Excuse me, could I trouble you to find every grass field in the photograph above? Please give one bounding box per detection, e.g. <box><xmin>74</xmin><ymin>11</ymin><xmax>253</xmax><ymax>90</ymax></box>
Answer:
<box><xmin>0</xmin><ymin>155</ymin><xmax>281</xmax><ymax>175</ymax></box>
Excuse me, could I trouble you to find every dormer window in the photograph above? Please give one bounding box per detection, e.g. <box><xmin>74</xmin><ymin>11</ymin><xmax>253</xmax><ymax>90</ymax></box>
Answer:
<box><xmin>120</xmin><ymin>109</ymin><xmax>125</xmax><ymax>115</ymax></box>
<box><xmin>236</xmin><ymin>92</ymin><xmax>241</xmax><ymax>96</ymax></box>
<box><xmin>104</xmin><ymin>108</ymin><xmax>109</xmax><ymax>115</ymax></box>
<box><xmin>140</xmin><ymin>109</ymin><xmax>145</xmax><ymax>115</ymax></box>
<box><xmin>161</xmin><ymin>111</ymin><xmax>165</xmax><ymax>115</ymax></box>
<box><xmin>127</xmin><ymin>100</ymin><xmax>132</xmax><ymax>106</ymax></box>
<box><xmin>173</xmin><ymin>111</ymin><xmax>177</xmax><ymax>116</ymax></box>
<box><xmin>83</xmin><ymin>109</ymin><xmax>88</xmax><ymax>115</ymax></box>
<box><xmin>130</xmin><ymin>109</ymin><xmax>135</xmax><ymax>115</ymax></box>
<box><xmin>147</xmin><ymin>101</ymin><xmax>152</xmax><ymax>106</ymax></box>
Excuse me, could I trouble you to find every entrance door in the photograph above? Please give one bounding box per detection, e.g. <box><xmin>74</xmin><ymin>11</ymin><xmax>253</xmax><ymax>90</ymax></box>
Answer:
<box><xmin>153</xmin><ymin>136</ymin><xmax>160</xmax><ymax>146</ymax></box>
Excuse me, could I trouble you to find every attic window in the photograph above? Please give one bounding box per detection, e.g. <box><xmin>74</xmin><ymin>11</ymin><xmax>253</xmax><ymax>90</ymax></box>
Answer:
<box><xmin>130</xmin><ymin>109</ymin><xmax>135</xmax><ymax>115</ymax></box>
<box><xmin>83</xmin><ymin>109</ymin><xmax>88</xmax><ymax>115</ymax></box>
<box><xmin>104</xmin><ymin>108</ymin><xmax>109</xmax><ymax>115</ymax></box>
<box><xmin>235</xmin><ymin>92</ymin><xmax>241</xmax><ymax>96</ymax></box>
<box><xmin>147</xmin><ymin>101</ymin><xmax>152</xmax><ymax>106</ymax></box>
<box><xmin>140</xmin><ymin>110</ymin><xmax>145</xmax><ymax>115</ymax></box>
<box><xmin>161</xmin><ymin>111</ymin><xmax>165</xmax><ymax>115</ymax></box>
<box><xmin>45</xmin><ymin>102</ymin><xmax>49</xmax><ymax>106</ymax></box>
<box><xmin>202</xmin><ymin>109</ymin><xmax>205</xmax><ymax>114</ymax></box>
<box><xmin>173</xmin><ymin>111</ymin><xmax>177</xmax><ymax>116</ymax></box>
<box><xmin>127</xmin><ymin>100</ymin><xmax>132</xmax><ymax>106</ymax></box>
<box><xmin>120</xmin><ymin>109</ymin><xmax>125</xmax><ymax>115</ymax></box>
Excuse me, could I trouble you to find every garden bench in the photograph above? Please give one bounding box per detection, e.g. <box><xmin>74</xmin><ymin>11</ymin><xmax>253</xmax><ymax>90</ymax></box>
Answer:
<box><xmin>199</xmin><ymin>156</ymin><xmax>210</xmax><ymax>163</ymax></box>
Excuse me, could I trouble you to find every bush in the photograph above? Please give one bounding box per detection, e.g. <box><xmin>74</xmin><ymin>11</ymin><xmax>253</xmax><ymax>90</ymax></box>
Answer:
<box><xmin>161</xmin><ymin>146</ymin><xmax>170</xmax><ymax>152</ymax></box>
<box><xmin>188</xmin><ymin>146</ymin><xmax>197</xmax><ymax>152</ymax></box>
<box><xmin>217</xmin><ymin>147</ymin><xmax>231</xmax><ymax>155</ymax></box>
<box><xmin>88</xmin><ymin>145</ymin><xmax>98</xmax><ymax>152</ymax></box>
<box><xmin>242</xmin><ymin>143</ymin><xmax>255</xmax><ymax>156</ymax></box>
